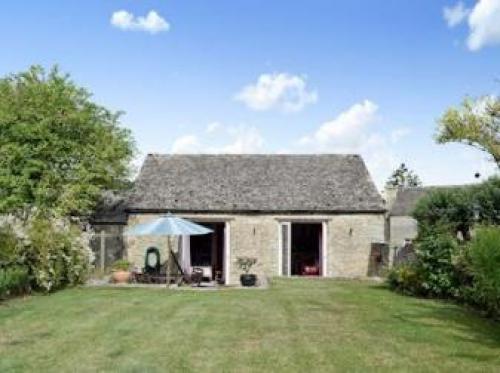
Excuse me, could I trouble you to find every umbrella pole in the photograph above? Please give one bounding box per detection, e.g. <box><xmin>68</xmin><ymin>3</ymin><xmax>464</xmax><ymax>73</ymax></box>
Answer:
<box><xmin>166</xmin><ymin>236</ymin><xmax>171</xmax><ymax>288</ymax></box>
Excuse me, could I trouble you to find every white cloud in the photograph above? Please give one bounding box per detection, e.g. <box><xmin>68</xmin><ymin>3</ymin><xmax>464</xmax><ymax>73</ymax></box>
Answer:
<box><xmin>444</xmin><ymin>0</ymin><xmax>500</xmax><ymax>51</ymax></box>
<box><xmin>443</xmin><ymin>2</ymin><xmax>470</xmax><ymax>27</ymax></box>
<box><xmin>390</xmin><ymin>127</ymin><xmax>411</xmax><ymax>144</ymax></box>
<box><xmin>206</xmin><ymin>122</ymin><xmax>221</xmax><ymax>133</ymax></box>
<box><xmin>171</xmin><ymin>135</ymin><xmax>200</xmax><ymax>153</ymax></box>
<box><xmin>468</xmin><ymin>0</ymin><xmax>500</xmax><ymax>50</ymax></box>
<box><xmin>111</xmin><ymin>10</ymin><xmax>170</xmax><ymax>34</ymax></box>
<box><xmin>296</xmin><ymin>101</ymin><xmax>416</xmax><ymax>187</ymax></box>
<box><xmin>235</xmin><ymin>73</ymin><xmax>318</xmax><ymax>112</ymax></box>
<box><xmin>299</xmin><ymin>100</ymin><xmax>378</xmax><ymax>148</ymax></box>
<box><xmin>219</xmin><ymin>126</ymin><xmax>264</xmax><ymax>153</ymax></box>
<box><xmin>171</xmin><ymin>124</ymin><xmax>264</xmax><ymax>154</ymax></box>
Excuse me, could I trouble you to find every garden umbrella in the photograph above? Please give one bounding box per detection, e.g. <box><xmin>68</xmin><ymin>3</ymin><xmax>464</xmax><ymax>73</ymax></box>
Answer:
<box><xmin>125</xmin><ymin>213</ymin><xmax>213</xmax><ymax>285</ymax></box>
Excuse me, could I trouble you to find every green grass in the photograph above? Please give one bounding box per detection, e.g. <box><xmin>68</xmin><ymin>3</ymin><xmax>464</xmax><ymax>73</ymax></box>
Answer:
<box><xmin>1</xmin><ymin>279</ymin><xmax>499</xmax><ymax>372</ymax></box>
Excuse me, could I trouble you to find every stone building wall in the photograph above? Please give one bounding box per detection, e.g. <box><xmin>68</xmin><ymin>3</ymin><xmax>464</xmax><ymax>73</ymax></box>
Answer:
<box><xmin>328</xmin><ymin>214</ymin><xmax>385</xmax><ymax>278</ymax></box>
<box><xmin>388</xmin><ymin>216</ymin><xmax>418</xmax><ymax>266</ymax></box>
<box><xmin>389</xmin><ymin>216</ymin><xmax>418</xmax><ymax>249</ymax></box>
<box><xmin>125</xmin><ymin>212</ymin><xmax>385</xmax><ymax>284</ymax></box>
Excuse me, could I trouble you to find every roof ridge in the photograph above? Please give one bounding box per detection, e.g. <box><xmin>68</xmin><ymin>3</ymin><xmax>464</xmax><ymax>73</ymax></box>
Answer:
<box><xmin>146</xmin><ymin>153</ymin><xmax>362</xmax><ymax>157</ymax></box>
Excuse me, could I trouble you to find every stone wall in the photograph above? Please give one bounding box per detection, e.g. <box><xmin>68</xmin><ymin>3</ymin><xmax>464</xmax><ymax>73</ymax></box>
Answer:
<box><xmin>125</xmin><ymin>212</ymin><xmax>385</xmax><ymax>284</ymax></box>
<box><xmin>328</xmin><ymin>214</ymin><xmax>385</xmax><ymax>278</ymax></box>
<box><xmin>389</xmin><ymin>216</ymin><xmax>418</xmax><ymax>249</ymax></box>
<box><xmin>388</xmin><ymin>216</ymin><xmax>418</xmax><ymax>266</ymax></box>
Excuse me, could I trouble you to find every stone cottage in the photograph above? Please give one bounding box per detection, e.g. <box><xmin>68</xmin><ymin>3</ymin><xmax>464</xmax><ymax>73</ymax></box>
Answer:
<box><xmin>122</xmin><ymin>154</ymin><xmax>386</xmax><ymax>284</ymax></box>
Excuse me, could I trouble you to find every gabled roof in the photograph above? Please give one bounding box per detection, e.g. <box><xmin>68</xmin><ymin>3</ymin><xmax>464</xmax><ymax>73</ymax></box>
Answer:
<box><xmin>389</xmin><ymin>187</ymin><xmax>429</xmax><ymax>217</ymax></box>
<box><xmin>389</xmin><ymin>185</ymin><xmax>462</xmax><ymax>216</ymax></box>
<box><xmin>127</xmin><ymin>154</ymin><xmax>385</xmax><ymax>213</ymax></box>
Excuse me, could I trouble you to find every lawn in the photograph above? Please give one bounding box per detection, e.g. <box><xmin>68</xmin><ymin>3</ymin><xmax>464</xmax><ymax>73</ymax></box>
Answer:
<box><xmin>1</xmin><ymin>279</ymin><xmax>499</xmax><ymax>372</ymax></box>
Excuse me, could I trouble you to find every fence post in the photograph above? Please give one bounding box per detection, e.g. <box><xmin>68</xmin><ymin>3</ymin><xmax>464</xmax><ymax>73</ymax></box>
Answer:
<box><xmin>100</xmin><ymin>231</ymin><xmax>105</xmax><ymax>271</ymax></box>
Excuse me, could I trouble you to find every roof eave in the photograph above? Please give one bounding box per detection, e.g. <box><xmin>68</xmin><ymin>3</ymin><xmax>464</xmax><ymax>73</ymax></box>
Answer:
<box><xmin>125</xmin><ymin>208</ymin><xmax>386</xmax><ymax>215</ymax></box>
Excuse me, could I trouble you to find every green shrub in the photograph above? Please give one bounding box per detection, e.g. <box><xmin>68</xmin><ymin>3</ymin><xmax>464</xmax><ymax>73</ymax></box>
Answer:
<box><xmin>0</xmin><ymin>266</ymin><xmax>30</xmax><ymax>299</ymax></box>
<box><xmin>112</xmin><ymin>259</ymin><xmax>131</xmax><ymax>271</ymax></box>
<box><xmin>387</xmin><ymin>263</ymin><xmax>422</xmax><ymax>295</ymax></box>
<box><xmin>412</xmin><ymin>177</ymin><xmax>500</xmax><ymax>241</ymax></box>
<box><xmin>414</xmin><ymin>232</ymin><xmax>462</xmax><ymax>297</ymax></box>
<box><xmin>0</xmin><ymin>213</ymin><xmax>93</xmax><ymax>294</ymax></box>
<box><xmin>471</xmin><ymin>177</ymin><xmax>500</xmax><ymax>225</ymax></box>
<box><xmin>466</xmin><ymin>227</ymin><xmax>500</xmax><ymax>318</ymax></box>
<box><xmin>387</xmin><ymin>233</ymin><xmax>462</xmax><ymax>297</ymax></box>
<box><xmin>389</xmin><ymin>178</ymin><xmax>500</xmax><ymax>319</ymax></box>
<box><xmin>0</xmin><ymin>223</ymin><xmax>20</xmax><ymax>264</ymax></box>
<box><xmin>413</xmin><ymin>187</ymin><xmax>474</xmax><ymax>240</ymax></box>
<box><xmin>23</xmin><ymin>215</ymin><xmax>91</xmax><ymax>292</ymax></box>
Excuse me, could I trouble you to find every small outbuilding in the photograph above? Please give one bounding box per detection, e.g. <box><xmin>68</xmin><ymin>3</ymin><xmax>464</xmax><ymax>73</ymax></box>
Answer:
<box><xmin>124</xmin><ymin>154</ymin><xmax>386</xmax><ymax>284</ymax></box>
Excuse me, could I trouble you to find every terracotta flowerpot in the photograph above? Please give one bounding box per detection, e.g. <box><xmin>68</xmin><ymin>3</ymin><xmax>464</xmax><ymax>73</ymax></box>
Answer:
<box><xmin>112</xmin><ymin>270</ymin><xmax>131</xmax><ymax>284</ymax></box>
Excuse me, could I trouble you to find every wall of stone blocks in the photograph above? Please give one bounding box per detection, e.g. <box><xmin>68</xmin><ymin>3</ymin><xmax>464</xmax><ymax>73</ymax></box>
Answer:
<box><xmin>389</xmin><ymin>216</ymin><xmax>418</xmax><ymax>248</ymax></box>
<box><xmin>125</xmin><ymin>212</ymin><xmax>385</xmax><ymax>284</ymax></box>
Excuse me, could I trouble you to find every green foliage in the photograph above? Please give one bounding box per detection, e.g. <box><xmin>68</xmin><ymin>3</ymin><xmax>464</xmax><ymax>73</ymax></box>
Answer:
<box><xmin>24</xmin><ymin>214</ymin><xmax>91</xmax><ymax>291</ymax></box>
<box><xmin>466</xmin><ymin>227</ymin><xmax>500</xmax><ymax>318</ymax></box>
<box><xmin>413</xmin><ymin>187</ymin><xmax>474</xmax><ymax>240</ymax></box>
<box><xmin>437</xmin><ymin>96</ymin><xmax>500</xmax><ymax>168</ymax></box>
<box><xmin>0</xmin><ymin>224</ymin><xmax>20</xmax><ymax>264</ymax></box>
<box><xmin>112</xmin><ymin>259</ymin><xmax>131</xmax><ymax>271</ymax></box>
<box><xmin>0</xmin><ymin>213</ymin><xmax>92</xmax><ymax>293</ymax></box>
<box><xmin>386</xmin><ymin>163</ymin><xmax>422</xmax><ymax>187</ymax></box>
<box><xmin>389</xmin><ymin>178</ymin><xmax>500</xmax><ymax>319</ymax></box>
<box><xmin>471</xmin><ymin>177</ymin><xmax>500</xmax><ymax>224</ymax></box>
<box><xmin>387</xmin><ymin>233</ymin><xmax>461</xmax><ymax>297</ymax></box>
<box><xmin>387</xmin><ymin>263</ymin><xmax>422</xmax><ymax>295</ymax></box>
<box><xmin>236</xmin><ymin>256</ymin><xmax>257</xmax><ymax>274</ymax></box>
<box><xmin>414</xmin><ymin>233</ymin><xmax>461</xmax><ymax>297</ymax></box>
<box><xmin>0</xmin><ymin>65</ymin><xmax>135</xmax><ymax>216</ymax></box>
<box><xmin>412</xmin><ymin>177</ymin><xmax>500</xmax><ymax>240</ymax></box>
<box><xmin>0</xmin><ymin>266</ymin><xmax>30</xmax><ymax>299</ymax></box>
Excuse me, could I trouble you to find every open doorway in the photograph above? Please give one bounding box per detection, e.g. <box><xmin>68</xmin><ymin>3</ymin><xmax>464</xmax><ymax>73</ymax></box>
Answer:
<box><xmin>291</xmin><ymin>223</ymin><xmax>322</xmax><ymax>276</ymax></box>
<box><xmin>189</xmin><ymin>222</ymin><xmax>225</xmax><ymax>283</ymax></box>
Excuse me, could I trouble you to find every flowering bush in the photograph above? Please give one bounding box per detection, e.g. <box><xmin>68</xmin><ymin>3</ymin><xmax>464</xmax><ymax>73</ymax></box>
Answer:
<box><xmin>0</xmin><ymin>212</ymin><xmax>94</xmax><ymax>293</ymax></box>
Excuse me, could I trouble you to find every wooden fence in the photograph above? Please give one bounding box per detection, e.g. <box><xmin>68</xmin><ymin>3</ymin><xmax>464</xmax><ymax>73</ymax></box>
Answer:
<box><xmin>89</xmin><ymin>231</ymin><xmax>125</xmax><ymax>270</ymax></box>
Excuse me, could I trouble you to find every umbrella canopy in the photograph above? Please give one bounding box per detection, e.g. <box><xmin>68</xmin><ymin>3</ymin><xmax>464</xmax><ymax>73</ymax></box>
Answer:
<box><xmin>125</xmin><ymin>214</ymin><xmax>213</xmax><ymax>236</ymax></box>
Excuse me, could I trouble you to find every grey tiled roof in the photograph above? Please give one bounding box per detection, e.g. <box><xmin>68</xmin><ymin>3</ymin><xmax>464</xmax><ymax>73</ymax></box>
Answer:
<box><xmin>389</xmin><ymin>185</ymin><xmax>461</xmax><ymax>216</ymax></box>
<box><xmin>127</xmin><ymin>154</ymin><xmax>384</xmax><ymax>213</ymax></box>
<box><xmin>389</xmin><ymin>188</ymin><xmax>429</xmax><ymax>216</ymax></box>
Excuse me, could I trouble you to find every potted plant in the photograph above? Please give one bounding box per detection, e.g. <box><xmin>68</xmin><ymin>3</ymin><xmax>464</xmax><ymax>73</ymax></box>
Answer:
<box><xmin>236</xmin><ymin>256</ymin><xmax>258</xmax><ymax>286</ymax></box>
<box><xmin>111</xmin><ymin>259</ymin><xmax>131</xmax><ymax>284</ymax></box>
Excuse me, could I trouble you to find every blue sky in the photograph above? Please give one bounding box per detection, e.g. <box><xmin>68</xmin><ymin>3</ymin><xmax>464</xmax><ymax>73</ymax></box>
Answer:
<box><xmin>1</xmin><ymin>0</ymin><xmax>499</xmax><ymax>188</ymax></box>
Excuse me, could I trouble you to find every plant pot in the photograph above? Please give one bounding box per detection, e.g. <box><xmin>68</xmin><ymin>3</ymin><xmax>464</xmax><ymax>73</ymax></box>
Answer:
<box><xmin>112</xmin><ymin>270</ymin><xmax>131</xmax><ymax>284</ymax></box>
<box><xmin>240</xmin><ymin>274</ymin><xmax>257</xmax><ymax>287</ymax></box>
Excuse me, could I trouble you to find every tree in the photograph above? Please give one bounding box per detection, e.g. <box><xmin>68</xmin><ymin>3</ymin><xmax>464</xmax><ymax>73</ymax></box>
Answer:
<box><xmin>437</xmin><ymin>96</ymin><xmax>500</xmax><ymax>168</ymax></box>
<box><xmin>0</xmin><ymin>66</ymin><xmax>135</xmax><ymax>216</ymax></box>
<box><xmin>386</xmin><ymin>163</ymin><xmax>422</xmax><ymax>187</ymax></box>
